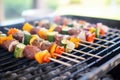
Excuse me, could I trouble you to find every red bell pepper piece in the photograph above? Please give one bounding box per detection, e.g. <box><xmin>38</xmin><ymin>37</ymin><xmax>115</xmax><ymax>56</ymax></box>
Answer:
<box><xmin>100</xmin><ymin>28</ymin><xmax>105</xmax><ymax>36</ymax></box>
<box><xmin>86</xmin><ymin>32</ymin><xmax>95</xmax><ymax>43</ymax></box>
<box><xmin>55</xmin><ymin>46</ymin><xmax>65</xmax><ymax>55</ymax></box>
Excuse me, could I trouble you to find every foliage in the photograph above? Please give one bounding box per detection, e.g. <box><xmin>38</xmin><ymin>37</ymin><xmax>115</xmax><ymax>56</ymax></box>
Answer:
<box><xmin>4</xmin><ymin>0</ymin><xmax>33</xmax><ymax>19</ymax></box>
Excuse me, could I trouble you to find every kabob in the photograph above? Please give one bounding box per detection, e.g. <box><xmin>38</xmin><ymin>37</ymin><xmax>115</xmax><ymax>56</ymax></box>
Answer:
<box><xmin>53</xmin><ymin>16</ymin><xmax>116</xmax><ymax>43</ymax></box>
<box><xmin>6</xmin><ymin>28</ymin><xmax>86</xmax><ymax>61</ymax></box>
<box><xmin>33</xmin><ymin>19</ymin><xmax>108</xmax><ymax>48</ymax></box>
<box><xmin>0</xmin><ymin>32</ymin><xmax>72</xmax><ymax>67</ymax></box>
<box><xmin>34</xmin><ymin>20</ymin><xmax>99</xmax><ymax>49</ymax></box>
<box><xmin>21</xmin><ymin>23</ymin><xmax>102</xmax><ymax>59</ymax></box>
<box><xmin>33</xmin><ymin>17</ymin><xmax>115</xmax><ymax>48</ymax></box>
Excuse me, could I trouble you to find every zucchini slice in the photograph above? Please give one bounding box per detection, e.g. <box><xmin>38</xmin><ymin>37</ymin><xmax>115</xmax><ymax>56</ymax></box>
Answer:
<box><xmin>95</xmin><ymin>27</ymin><xmax>100</xmax><ymax>38</ymax></box>
<box><xmin>47</xmin><ymin>32</ymin><xmax>58</xmax><ymax>42</ymax></box>
<box><xmin>22</xmin><ymin>33</ymin><xmax>32</xmax><ymax>45</ymax></box>
<box><xmin>14</xmin><ymin>43</ymin><xmax>25</xmax><ymax>58</ymax></box>
<box><xmin>61</xmin><ymin>27</ymin><xmax>71</xmax><ymax>35</ymax></box>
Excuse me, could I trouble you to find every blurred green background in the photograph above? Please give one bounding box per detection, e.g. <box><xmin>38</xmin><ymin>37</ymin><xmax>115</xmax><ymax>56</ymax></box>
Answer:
<box><xmin>4</xmin><ymin>0</ymin><xmax>33</xmax><ymax>19</ymax></box>
<box><xmin>3</xmin><ymin>0</ymin><xmax>120</xmax><ymax>20</ymax></box>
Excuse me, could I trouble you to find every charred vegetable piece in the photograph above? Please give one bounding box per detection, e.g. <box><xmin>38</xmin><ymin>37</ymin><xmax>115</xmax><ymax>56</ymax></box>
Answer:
<box><xmin>35</xmin><ymin>50</ymin><xmax>51</xmax><ymax>64</ymax></box>
<box><xmin>14</xmin><ymin>43</ymin><xmax>25</xmax><ymax>58</ymax></box>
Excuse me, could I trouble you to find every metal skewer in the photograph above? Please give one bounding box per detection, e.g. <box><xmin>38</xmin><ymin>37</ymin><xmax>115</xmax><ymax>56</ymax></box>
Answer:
<box><xmin>68</xmin><ymin>47</ymin><xmax>102</xmax><ymax>59</ymax></box>
<box><xmin>55</xmin><ymin>54</ymin><xmax>80</xmax><ymax>63</ymax></box>
<box><xmin>81</xmin><ymin>40</ymin><xmax>108</xmax><ymax>48</ymax></box>
<box><xmin>62</xmin><ymin>52</ymin><xmax>85</xmax><ymax>60</ymax></box>
<box><xmin>95</xmin><ymin>38</ymin><xmax>115</xmax><ymax>44</ymax></box>
<box><xmin>49</xmin><ymin>58</ymin><xmax>72</xmax><ymax>67</ymax></box>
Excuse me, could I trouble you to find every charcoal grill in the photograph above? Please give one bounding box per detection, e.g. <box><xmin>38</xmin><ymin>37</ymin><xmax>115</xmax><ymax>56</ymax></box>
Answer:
<box><xmin>0</xmin><ymin>15</ymin><xmax>120</xmax><ymax>80</ymax></box>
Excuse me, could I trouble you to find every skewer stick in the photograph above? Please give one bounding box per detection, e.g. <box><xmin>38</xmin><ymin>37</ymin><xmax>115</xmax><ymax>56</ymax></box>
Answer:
<box><xmin>55</xmin><ymin>54</ymin><xmax>80</xmax><ymax>63</ymax></box>
<box><xmin>78</xmin><ymin>43</ymin><xmax>97</xmax><ymax>50</ymax></box>
<box><xmin>68</xmin><ymin>47</ymin><xmax>102</xmax><ymax>59</ymax></box>
<box><xmin>4</xmin><ymin>27</ymin><xmax>9</xmax><ymax>31</ymax></box>
<box><xmin>110</xmin><ymin>28</ymin><xmax>120</xmax><ymax>32</ymax></box>
<box><xmin>3</xmin><ymin>27</ymin><xmax>83</xmax><ymax>61</ymax></box>
<box><xmin>81</xmin><ymin>40</ymin><xmax>108</xmax><ymax>48</ymax></box>
<box><xmin>108</xmin><ymin>32</ymin><xmax>120</xmax><ymax>36</ymax></box>
<box><xmin>49</xmin><ymin>58</ymin><xmax>72</xmax><ymax>67</ymax></box>
<box><xmin>95</xmin><ymin>38</ymin><xmax>115</xmax><ymax>44</ymax></box>
<box><xmin>62</xmin><ymin>52</ymin><xmax>85</xmax><ymax>60</ymax></box>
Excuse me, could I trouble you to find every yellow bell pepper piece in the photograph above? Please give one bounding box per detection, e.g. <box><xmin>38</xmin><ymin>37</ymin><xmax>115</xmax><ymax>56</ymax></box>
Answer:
<box><xmin>30</xmin><ymin>35</ymin><xmax>39</xmax><ymax>45</ymax></box>
<box><xmin>50</xmin><ymin>43</ymin><xmax>57</xmax><ymax>58</ymax></box>
<box><xmin>22</xmin><ymin>23</ymin><xmax>33</xmax><ymax>32</ymax></box>
<box><xmin>35</xmin><ymin>50</ymin><xmax>50</xmax><ymax>64</ymax></box>
<box><xmin>7</xmin><ymin>28</ymin><xmax>19</xmax><ymax>35</ymax></box>
<box><xmin>48</xmin><ymin>24</ymin><xmax>56</xmax><ymax>32</ymax></box>
<box><xmin>90</xmin><ymin>27</ymin><xmax>95</xmax><ymax>33</ymax></box>
<box><xmin>38</xmin><ymin>29</ymin><xmax>47</xmax><ymax>39</ymax></box>
<box><xmin>62</xmin><ymin>25</ymin><xmax>67</xmax><ymax>28</ymax></box>
<box><xmin>0</xmin><ymin>35</ymin><xmax>13</xmax><ymax>45</ymax></box>
<box><xmin>70</xmin><ymin>37</ymin><xmax>80</xmax><ymax>48</ymax></box>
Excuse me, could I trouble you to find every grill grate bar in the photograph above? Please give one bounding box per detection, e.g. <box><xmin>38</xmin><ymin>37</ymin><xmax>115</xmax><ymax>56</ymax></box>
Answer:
<box><xmin>28</xmin><ymin>61</ymin><xmax>73</xmax><ymax>80</ymax></box>
<box><xmin>0</xmin><ymin>52</ymin><xmax>10</xmax><ymax>57</ymax></box>
<box><xmin>0</xmin><ymin>55</ymin><xmax>13</xmax><ymax>62</ymax></box>
<box><xmin>0</xmin><ymin>61</ymin><xmax>37</xmax><ymax>78</ymax></box>
<box><xmin>69</xmin><ymin>38</ymin><xmax>120</xmax><ymax>79</ymax></box>
<box><xmin>46</xmin><ymin>36</ymin><xmax>120</xmax><ymax>79</ymax></box>
<box><xmin>0</xmin><ymin>16</ymin><xmax>120</xmax><ymax>80</ymax></box>
<box><xmin>0</xmin><ymin>59</ymin><xmax>19</xmax><ymax>67</ymax></box>
<box><xmin>9</xmin><ymin>60</ymin><xmax>68</xmax><ymax>79</ymax></box>
<box><xmin>48</xmin><ymin>26</ymin><xmax>119</xmax><ymax>79</ymax></box>
<box><xmin>0</xmin><ymin>59</ymin><xmax>30</xmax><ymax>72</ymax></box>
<box><xmin>71</xmin><ymin>46</ymin><xmax>120</xmax><ymax>79</ymax></box>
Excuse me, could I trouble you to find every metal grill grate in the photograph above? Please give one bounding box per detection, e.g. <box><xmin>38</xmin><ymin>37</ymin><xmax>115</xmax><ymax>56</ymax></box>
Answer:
<box><xmin>0</xmin><ymin>15</ymin><xmax>120</xmax><ymax>80</ymax></box>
